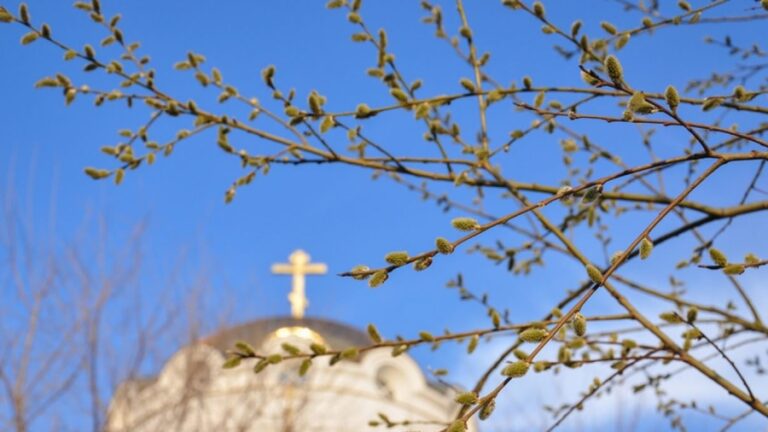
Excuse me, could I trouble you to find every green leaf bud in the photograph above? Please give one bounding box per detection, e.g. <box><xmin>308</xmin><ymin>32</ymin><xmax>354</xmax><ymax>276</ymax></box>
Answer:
<box><xmin>732</xmin><ymin>85</ymin><xmax>747</xmax><ymax>101</ymax></box>
<box><xmin>436</xmin><ymin>237</ymin><xmax>454</xmax><ymax>254</ymax></box>
<box><xmin>486</xmin><ymin>89</ymin><xmax>504</xmax><ymax>104</ymax></box>
<box><xmin>419</xmin><ymin>331</ymin><xmax>434</xmax><ymax>342</ymax></box>
<box><xmin>84</xmin><ymin>167</ymin><xmax>110</xmax><ymax>180</ymax></box>
<box><xmin>585</xmin><ymin>264</ymin><xmax>603</xmax><ymax>284</ymax></box>
<box><xmin>460</xmin><ymin>78</ymin><xmax>476</xmax><ymax>93</ymax></box>
<box><xmin>173</xmin><ymin>60</ymin><xmax>191</xmax><ymax>70</ymax></box>
<box><xmin>194</xmin><ymin>71</ymin><xmax>209</xmax><ymax>87</ymax></box>
<box><xmin>222</xmin><ymin>356</ymin><xmax>242</xmax><ymax>369</ymax></box>
<box><xmin>389</xmin><ymin>88</ymin><xmax>408</xmax><ymax>103</ymax></box>
<box><xmin>513</xmin><ymin>349</ymin><xmax>528</xmax><ymax>360</ymax></box>
<box><xmin>366</xmin><ymin>67</ymin><xmax>384</xmax><ymax>78</ymax></box>
<box><xmin>368</xmin><ymin>270</ymin><xmax>388</xmax><ymax>288</ymax></box>
<box><xmin>20</xmin><ymin>31</ymin><xmax>39</xmax><ymax>45</ymax></box>
<box><xmin>414</xmin><ymin>102</ymin><xmax>430</xmax><ymax>119</ymax></box>
<box><xmin>567</xmin><ymin>337</ymin><xmax>586</xmax><ymax>349</ymax></box>
<box><xmin>519</xmin><ymin>328</ymin><xmax>548</xmax><ymax>343</ymax></box>
<box><xmin>281</xmin><ymin>343</ymin><xmax>301</xmax><ymax>356</ymax></box>
<box><xmin>745</xmin><ymin>253</ymin><xmax>760</xmax><ymax>265</ymax></box>
<box><xmin>459</xmin><ymin>26</ymin><xmax>472</xmax><ymax>39</ymax></box>
<box><xmin>114</xmin><ymin>168</ymin><xmax>124</xmax><ymax>185</ymax></box>
<box><xmin>702</xmin><ymin>97</ymin><xmax>723</xmax><ymax>111</ymax></box>
<box><xmin>665</xmin><ymin>85</ymin><xmax>679</xmax><ymax>111</ymax></box>
<box><xmin>639</xmin><ymin>237</ymin><xmax>653</xmax><ymax>260</ymax></box>
<box><xmin>384</xmin><ymin>251</ymin><xmax>409</xmax><ymax>266</ymax></box>
<box><xmin>217</xmin><ymin>136</ymin><xmax>233</xmax><ymax>154</ymax></box>
<box><xmin>413</xmin><ymin>256</ymin><xmax>432</xmax><ymax>271</ymax></box>
<box><xmin>253</xmin><ymin>359</ymin><xmax>269</xmax><ymax>373</ymax></box>
<box><xmin>659</xmin><ymin>312</ymin><xmax>683</xmax><ymax>324</ymax></box>
<box><xmin>355</xmin><ymin>103</ymin><xmax>373</xmax><ymax>118</ymax></box>
<box><xmin>621</xmin><ymin>339</ymin><xmax>637</xmax><ymax>351</ymax></box>
<box><xmin>611</xmin><ymin>360</ymin><xmax>626</xmax><ymax>370</ymax></box>
<box><xmin>604</xmin><ymin>55</ymin><xmax>623</xmax><ymax>83</ymax></box>
<box><xmin>367</xmin><ymin>324</ymin><xmax>382</xmax><ymax>343</ymax></box>
<box><xmin>298</xmin><ymin>358</ymin><xmax>312</xmax><ymax>376</ymax></box>
<box><xmin>709</xmin><ymin>248</ymin><xmax>728</xmax><ymax>267</ymax></box>
<box><xmin>391</xmin><ymin>344</ymin><xmax>408</xmax><ymax>357</ymax></box>
<box><xmin>328</xmin><ymin>353</ymin><xmax>342</xmax><ymax>366</ymax></box>
<box><xmin>501</xmin><ymin>361</ymin><xmax>530</xmax><ymax>378</ymax></box>
<box><xmin>451</xmin><ymin>217</ymin><xmax>479</xmax><ymax>231</ymax></box>
<box><xmin>0</xmin><ymin>7</ymin><xmax>13</xmax><ymax>23</ymax></box>
<box><xmin>19</xmin><ymin>3</ymin><xmax>29</xmax><ymax>23</ymax></box>
<box><xmin>628</xmin><ymin>92</ymin><xmax>656</xmax><ymax>114</ymax></box>
<box><xmin>350</xmin><ymin>265</ymin><xmax>370</xmax><ymax>280</ymax></box>
<box><xmin>479</xmin><ymin>399</ymin><xmax>495</xmax><ymax>420</ymax></box>
<box><xmin>572</xmin><ymin>313</ymin><xmax>587</xmax><ymax>336</ymax></box>
<box><xmin>83</xmin><ymin>44</ymin><xmax>95</xmax><ymax>59</ymax></box>
<box><xmin>600</xmin><ymin>21</ymin><xmax>617</xmax><ymax>35</ymax></box>
<box><xmin>723</xmin><ymin>264</ymin><xmax>745</xmax><ymax>275</ymax></box>
<box><xmin>308</xmin><ymin>93</ymin><xmax>322</xmax><ymax>114</ymax></box>
<box><xmin>447</xmin><ymin>420</ymin><xmax>467</xmax><ymax>432</ymax></box>
<box><xmin>341</xmin><ymin>347</ymin><xmax>359</xmax><ymax>360</ymax></box>
<box><xmin>561</xmin><ymin>139</ymin><xmax>578</xmax><ymax>152</ymax></box>
<box><xmin>454</xmin><ymin>391</ymin><xmax>478</xmax><ymax>405</ymax></box>
<box><xmin>261</xmin><ymin>65</ymin><xmax>275</xmax><ymax>88</ymax></box>
<box><xmin>570</xmin><ymin>20</ymin><xmax>582</xmax><ymax>37</ymax></box>
<box><xmin>686</xmin><ymin>307</ymin><xmax>698</xmax><ymax>323</ymax></box>
<box><xmin>580</xmin><ymin>70</ymin><xmax>599</xmax><ymax>86</ymax></box>
<box><xmin>210</xmin><ymin>67</ymin><xmax>223</xmax><ymax>85</ymax></box>
<box><xmin>532</xmin><ymin>1</ymin><xmax>545</xmax><ymax>18</ymax></box>
<box><xmin>224</xmin><ymin>186</ymin><xmax>237</xmax><ymax>204</ymax></box>
<box><xmin>266</xmin><ymin>354</ymin><xmax>283</xmax><ymax>364</ymax></box>
<box><xmin>615</xmin><ymin>33</ymin><xmax>630</xmax><ymax>50</ymax></box>
<box><xmin>320</xmin><ymin>115</ymin><xmax>335</xmax><ymax>133</ymax></box>
<box><xmin>310</xmin><ymin>343</ymin><xmax>327</xmax><ymax>355</ymax></box>
<box><xmin>347</xmin><ymin>12</ymin><xmax>361</xmax><ymax>24</ymax></box>
<box><xmin>235</xmin><ymin>341</ymin><xmax>257</xmax><ymax>356</ymax></box>
<box><xmin>689</xmin><ymin>12</ymin><xmax>701</xmax><ymax>23</ymax></box>
<box><xmin>582</xmin><ymin>185</ymin><xmax>602</xmax><ymax>203</ymax></box>
<box><xmin>490</xmin><ymin>309</ymin><xmax>501</xmax><ymax>328</ymax></box>
<box><xmin>284</xmin><ymin>105</ymin><xmax>300</xmax><ymax>118</ymax></box>
<box><xmin>467</xmin><ymin>334</ymin><xmax>479</xmax><ymax>354</ymax></box>
<box><xmin>682</xmin><ymin>328</ymin><xmax>701</xmax><ymax>340</ymax></box>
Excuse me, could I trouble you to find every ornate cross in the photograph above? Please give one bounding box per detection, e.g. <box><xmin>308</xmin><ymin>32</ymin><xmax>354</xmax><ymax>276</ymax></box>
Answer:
<box><xmin>271</xmin><ymin>250</ymin><xmax>327</xmax><ymax>319</ymax></box>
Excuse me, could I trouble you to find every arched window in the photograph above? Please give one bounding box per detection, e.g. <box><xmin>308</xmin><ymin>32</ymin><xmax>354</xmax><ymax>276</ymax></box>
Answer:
<box><xmin>375</xmin><ymin>365</ymin><xmax>409</xmax><ymax>400</ymax></box>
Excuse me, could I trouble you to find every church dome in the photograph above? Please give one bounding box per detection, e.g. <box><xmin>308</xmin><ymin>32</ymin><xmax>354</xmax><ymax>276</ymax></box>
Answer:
<box><xmin>204</xmin><ymin>316</ymin><xmax>371</xmax><ymax>355</ymax></box>
<box><xmin>106</xmin><ymin>250</ymin><xmax>474</xmax><ymax>432</ymax></box>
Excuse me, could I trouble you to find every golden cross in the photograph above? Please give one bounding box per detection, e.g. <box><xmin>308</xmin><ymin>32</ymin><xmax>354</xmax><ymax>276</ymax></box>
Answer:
<box><xmin>271</xmin><ymin>250</ymin><xmax>327</xmax><ymax>319</ymax></box>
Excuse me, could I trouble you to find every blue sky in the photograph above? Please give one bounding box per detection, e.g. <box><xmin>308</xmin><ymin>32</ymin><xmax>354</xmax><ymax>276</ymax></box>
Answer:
<box><xmin>1</xmin><ymin>1</ymin><xmax>767</xmax><ymax>431</ymax></box>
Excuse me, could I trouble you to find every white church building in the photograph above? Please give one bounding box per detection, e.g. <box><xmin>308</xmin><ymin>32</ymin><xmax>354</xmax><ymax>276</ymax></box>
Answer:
<box><xmin>105</xmin><ymin>250</ymin><xmax>477</xmax><ymax>431</ymax></box>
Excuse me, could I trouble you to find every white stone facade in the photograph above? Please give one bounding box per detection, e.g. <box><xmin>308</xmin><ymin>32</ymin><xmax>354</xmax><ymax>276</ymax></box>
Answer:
<box><xmin>106</xmin><ymin>318</ymin><xmax>477</xmax><ymax>432</ymax></box>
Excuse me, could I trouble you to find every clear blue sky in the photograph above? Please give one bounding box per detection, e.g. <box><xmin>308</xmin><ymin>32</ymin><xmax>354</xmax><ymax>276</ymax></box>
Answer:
<box><xmin>1</xmin><ymin>1</ymin><xmax>767</xmax><ymax>431</ymax></box>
